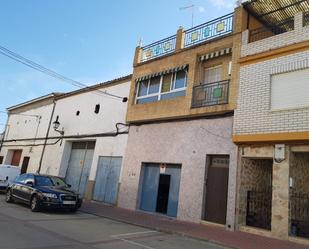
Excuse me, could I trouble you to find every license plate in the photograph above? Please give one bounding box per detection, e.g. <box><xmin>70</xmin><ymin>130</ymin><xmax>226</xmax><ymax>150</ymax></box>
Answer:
<box><xmin>63</xmin><ymin>201</ymin><xmax>76</xmax><ymax>205</ymax></box>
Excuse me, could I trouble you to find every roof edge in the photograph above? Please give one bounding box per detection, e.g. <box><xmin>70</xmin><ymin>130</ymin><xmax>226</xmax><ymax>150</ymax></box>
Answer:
<box><xmin>7</xmin><ymin>92</ymin><xmax>62</xmax><ymax>112</ymax></box>
<box><xmin>55</xmin><ymin>74</ymin><xmax>132</xmax><ymax>100</ymax></box>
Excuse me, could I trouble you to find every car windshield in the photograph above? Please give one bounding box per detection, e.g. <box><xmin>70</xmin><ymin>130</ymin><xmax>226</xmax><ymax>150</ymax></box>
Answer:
<box><xmin>34</xmin><ymin>176</ymin><xmax>68</xmax><ymax>187</ymax></box>
<box><xmin>35</xmin><ymin>176</ymin><xmax>54</xmax><ymax>186</ymax></box>
<box><xmin>50</xmin><ymin>176</ymin><xmax>67</xmax><ymax>187</ymax></box>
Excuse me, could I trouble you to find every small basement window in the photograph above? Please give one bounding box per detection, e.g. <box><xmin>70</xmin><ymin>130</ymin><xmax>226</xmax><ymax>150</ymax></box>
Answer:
<box><xmin>94</xmin><ymin>104</ymin><xmax>100</xmax><ymax>114</ymax></box>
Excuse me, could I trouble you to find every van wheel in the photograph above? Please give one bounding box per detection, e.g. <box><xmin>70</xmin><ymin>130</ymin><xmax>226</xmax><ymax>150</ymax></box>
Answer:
<box><xmin>6</xmin><ymin>189</ymin><xmax>14</xmax><ymax>203</ymax></box>
<box><xmin>30</xmin><ymin>195</ymin><xmax>41</xmax><ymax>212</ymax></box>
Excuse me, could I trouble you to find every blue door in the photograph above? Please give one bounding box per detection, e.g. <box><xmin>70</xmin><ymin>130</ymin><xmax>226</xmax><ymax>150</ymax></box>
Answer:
<box><xmin>165</xmin><ymin>166</ymin><xmax>181</xmax><ymax>217</ymax></box>
<box><xmin>65</xmin><ymin>142</ymin><xmax>95</xmax><ymax>197</ymax></box>
<box><xmin>140</xmin><ymin>164</ymin><xmax>160</xmax><ymax>213</ymax></box>
<box><xmin>139</xmin><ymin>164</ymin><xmax>181</xmax><ymax>217</ymax></box>
<box><xmin>93</xmin><ymin>156</ymin><xmax>122</xmax><ymax>205</ymax></box>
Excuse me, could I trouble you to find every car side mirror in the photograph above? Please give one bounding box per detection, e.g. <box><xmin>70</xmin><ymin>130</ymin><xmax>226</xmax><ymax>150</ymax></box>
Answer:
<box><xmin>67</xmin><ymin>184</ymin><xmax>71</xmax><ymax>188</ymax></box>
<box><xmin>26</xmin><ymin>181</ymin><xmax>34</xmax><ymax>187</ymax></box>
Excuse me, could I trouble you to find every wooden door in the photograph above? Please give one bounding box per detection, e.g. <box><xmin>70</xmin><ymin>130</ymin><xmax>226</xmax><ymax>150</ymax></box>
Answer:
<box><xmin>11</xmin><ymin>150</ymin><xmax>22</xmax><ymax>166</ymax></box>
<box><xmin>21</xmin><ymin>157</ymin><xmax>30</xmax><ymax>174</ymax></box>
<box><xmin>204</xmin><ymin>155</ymin><xmax>229</xmax><ymax>225</ymax></box>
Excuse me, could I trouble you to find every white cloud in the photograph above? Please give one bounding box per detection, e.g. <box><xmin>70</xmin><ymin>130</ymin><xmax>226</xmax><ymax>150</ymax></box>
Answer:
<box><xmin>198</xmin><ymin>6</ymin><xmax>205</xmax><ymax>13</ymax></box>
<box><xmin>209</xmin><ymin>0</ymin><xmax>235</xmax><ymax>9</ymax></box>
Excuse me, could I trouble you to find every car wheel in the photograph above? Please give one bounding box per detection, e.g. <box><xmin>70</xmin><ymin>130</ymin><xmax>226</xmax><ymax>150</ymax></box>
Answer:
<box><xmin>30</xmin><ymin>195</ymin><xmax>41</xmax><ymax>212</ymax></box>
<box><xmin>70</xmin><ymin>207</ymin><xmax>78</xmax><ymax>213</ymax></box>
<box><xmin>6</xmin><ymin>189</ymin><xmax>14</xmax><ymax>203</ymax></box>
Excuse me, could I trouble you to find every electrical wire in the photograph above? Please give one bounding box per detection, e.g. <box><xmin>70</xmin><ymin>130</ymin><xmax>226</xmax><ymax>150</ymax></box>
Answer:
<box><xmin>0</xmin><ymin>110</ymin><xmax>41</xmax><ymax>118</ymax></box>
<box><xmin>2</xmin><ymin>138</ymin><xmax>62</xmax><ymax>147</ymax></box>
<box><xmin>199</xmin><ymin>126</ymin><xmax>231</xmax><ymax>140</ymax></box>
<box><xmin>0</xmin><ymin>45</ymin><xmax>127</xmax><ymax>101</ymax></box>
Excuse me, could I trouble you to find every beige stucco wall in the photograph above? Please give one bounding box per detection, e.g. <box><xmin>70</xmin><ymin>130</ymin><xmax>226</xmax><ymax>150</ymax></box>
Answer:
<box><xmin>118</xmin><ymin>116</ymin><xmax>237</xmax><ymax>228</ymax></box>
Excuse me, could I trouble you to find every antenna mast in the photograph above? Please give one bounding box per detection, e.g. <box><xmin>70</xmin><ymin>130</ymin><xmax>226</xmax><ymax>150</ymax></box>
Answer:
<box><xmin>179</xmin><ymin>4</ymin><xmax>195</xmax><ymax>28</ymax></box>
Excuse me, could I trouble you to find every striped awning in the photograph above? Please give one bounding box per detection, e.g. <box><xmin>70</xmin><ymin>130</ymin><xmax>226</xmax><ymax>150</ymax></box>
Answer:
<box><xmin>199</xmin><ymin>48</ymin><xmax>232</xmax><ymax>62</ymax></box>
<box><xmin>135</xmin><ymin>64</ymin><xmax>188</xmax><ymax>82</ymax></box>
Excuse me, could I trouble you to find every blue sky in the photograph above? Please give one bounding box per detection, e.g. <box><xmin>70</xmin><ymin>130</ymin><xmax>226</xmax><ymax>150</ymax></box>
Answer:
<box><xmin>0</xmin><ymin>0</ymin><xmax>235</xmax><ymax>130</ymax></box>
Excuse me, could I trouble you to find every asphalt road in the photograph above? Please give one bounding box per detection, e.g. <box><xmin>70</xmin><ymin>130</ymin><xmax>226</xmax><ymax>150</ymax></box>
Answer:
<box><xmin>0</xmin><ymin>194</ymin><xmax>229</xmax><ymax>249</ymax></box>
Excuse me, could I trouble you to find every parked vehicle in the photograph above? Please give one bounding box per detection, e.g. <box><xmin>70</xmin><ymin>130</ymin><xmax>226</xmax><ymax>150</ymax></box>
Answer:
<box><xmin>0</xmin><ymin>165</ymin><xmax>21</xmax><ymax>192</ymax></box>
<box><xmin>6</xmin><ymin>173</ymin><xmax>82</xmax><ymax>212</ymax></box>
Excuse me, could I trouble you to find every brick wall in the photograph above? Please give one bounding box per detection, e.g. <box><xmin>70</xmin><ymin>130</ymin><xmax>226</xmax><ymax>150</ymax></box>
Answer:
<box><xmin>241</xmin><ymin>12</ymin><xmax>309</xmax><ymax>57</ymax></box>
<box><xmin>234</xmin><ymin>50</ymin><xmax>309</xmax><ymax>135</ymax></box>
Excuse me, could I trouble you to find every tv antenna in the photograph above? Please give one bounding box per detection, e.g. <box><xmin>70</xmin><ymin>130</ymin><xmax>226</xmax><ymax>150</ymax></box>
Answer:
<box><xmin>179</xmin><ymin>4</ymin><xmax>195</xmax><ymax>28</ymax></box>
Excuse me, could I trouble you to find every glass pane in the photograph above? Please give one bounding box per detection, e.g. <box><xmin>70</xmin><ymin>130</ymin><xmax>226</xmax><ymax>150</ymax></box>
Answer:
<box><xmin>204</xmin><ymin>66</ymin><xmax>222</xmax><ymax>84</ymax></box>
<box><xmin>161</xmin><ymin>90</ymin><xmax>186</xmax><ymax>100</ymax></box>
<box><xmin>148</xmin><ymin>76</ymin><xmax>161</xmax><ymax>94</ymax></box>
<box><xmin>136</xmin><ymin>96</ymin><xmax>159</xmax><ymax>104</ymax></box>
<box><xmin>137</xmin><ymin>80</ymin><xmax>148</xmax><ymax>97</ymax></box>
<box><xmin>162</xmin><ymin>73</ymin><xmax>172</xmax><ymax>93</ymax></box>
<box><xmin>174</xmin><ymin>70</ymin><xmax>186</xmax><ymax>89</ymax></box>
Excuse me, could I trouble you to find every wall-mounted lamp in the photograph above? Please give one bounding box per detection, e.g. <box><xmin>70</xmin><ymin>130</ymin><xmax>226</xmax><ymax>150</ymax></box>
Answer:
<box><xmin>53</xmin><ymin>116</ymin><xmax>64</xmax><ymax>136</ymax></box>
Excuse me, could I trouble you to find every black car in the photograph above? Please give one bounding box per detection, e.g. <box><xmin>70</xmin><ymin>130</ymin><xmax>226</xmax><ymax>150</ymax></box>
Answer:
<box><xmin>6</xmin><ymin>173</ymin><xmax>82</xmax><ymax>212</ymax></box>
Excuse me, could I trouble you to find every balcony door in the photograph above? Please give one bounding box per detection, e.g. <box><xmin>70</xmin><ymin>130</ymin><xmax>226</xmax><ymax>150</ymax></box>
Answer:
<box><xmin>204</xmin><ymin>65</ymin><xmax>222</xmax><ymax>84</ymax></box>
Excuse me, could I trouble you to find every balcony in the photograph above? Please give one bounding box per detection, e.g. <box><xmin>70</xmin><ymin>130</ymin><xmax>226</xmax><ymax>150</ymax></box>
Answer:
<box><xmin>249</xmin><ymin>17</ymin><xmax>294</xmax><ymax>43</ymax></box>
<box><xmin>141</xmin><ymin>35</ymin><xmax>177</xmax><ymax>63</ymax></box>
<box><xmin>184</xmin><ymin>13</ymin><xmax>234</xmax><ymax>48</ymax></box>
<box><xmin>191</xmin><ymin>80</ymin><xmax>229</xmax><ymax>108</ymax></box>
<box><xmin>140</xmin><ymin>13</ymin><xmax>234</xmax><ymax>63</ymax></box>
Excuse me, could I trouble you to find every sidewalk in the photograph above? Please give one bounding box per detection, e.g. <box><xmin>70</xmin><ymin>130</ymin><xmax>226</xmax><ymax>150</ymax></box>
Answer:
<box><xmin>80</xmin><ymin>201</ymin><xmax>309</xmax><ymax>249</ymax></box>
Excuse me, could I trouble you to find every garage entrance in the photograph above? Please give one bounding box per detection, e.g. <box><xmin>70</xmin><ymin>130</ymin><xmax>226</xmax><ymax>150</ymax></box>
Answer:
<box><xmin>203</xmin><ymin>155</ymin><xmax>229</xmax><ymax>225</ymax></box>
<box><xmin>65</xmin><ymin>141</ymin><xmax>95</xmax><ymax>197</ymax></box>
<box><xmin>139</xmin><ymin>163</ymin><xmax>181</xmax><ymax>217</ymax></box>
<box><xmin>93</xmin><ymin>156</ymin><xmax>122</xmax><ymax>205</ymax></box>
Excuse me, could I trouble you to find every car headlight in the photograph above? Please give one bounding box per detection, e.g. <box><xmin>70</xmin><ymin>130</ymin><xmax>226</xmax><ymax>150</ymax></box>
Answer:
<box><xmin>42</xmin><ymin>193</ymin><xmax>58</xmax><ymax>199</ymax></box>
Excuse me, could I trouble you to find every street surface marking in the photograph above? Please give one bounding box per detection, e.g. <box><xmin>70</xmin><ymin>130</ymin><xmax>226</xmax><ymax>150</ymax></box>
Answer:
<box><xmin>116</xmin><ymin>237</ymin><xmax>156</xmax><ymax>249</ymax></box>
<box><xmin>111</xmin><ymin>230</ymin><xmax>159</xmax><ymax>249</ymax></box>
<box><xmin>111</xmin><ymin>230</ymin><xmax>159</xmax><ymax>238</ymax></box>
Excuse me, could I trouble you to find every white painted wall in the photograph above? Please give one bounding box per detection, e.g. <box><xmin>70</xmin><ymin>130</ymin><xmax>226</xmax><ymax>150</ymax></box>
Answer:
<box><xmin>0</xmin><ymin>100</ymin><xmax>54</xmax><ymax>171</ymax></box>
<box><xmin>1</xmin><ymin>80</ymin><xmax>131</xmax><ymax>188</ymax></box>
<box><xmin>5</xmin><ymin>104</ymin><xmax>54</xmax><ymax>141</ymax></box>
<box><xmin>41</xmin><ymin>81</ymin><xmax>131</xmax><ymax>182</ymax></box>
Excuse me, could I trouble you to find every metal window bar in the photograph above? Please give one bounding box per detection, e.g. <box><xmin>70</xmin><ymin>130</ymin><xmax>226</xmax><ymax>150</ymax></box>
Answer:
<box><xmin>290</xmin><ymin>190</ymin><xmax>309</xmax><ymax>239</ymax></box>
<box><xmin>184</xmin><ymin>13</ymin><xmax>234</xmax><ymax>48</ymax></box>
<box><xmin>246</xmin><ymin>190</ymin><xmax>272</xmax><ymax>230</ymax></box>
<box><xmin>249</xmin><ymin>17</ymin><xmax>295</xmax><ymax>43</ymax></box>
<box><xmin>304</xmin><ymin>11</ymin><xmax>309</xmax><ymax>27</ymax></box>
<box><xmin>141</xmin><ymin>35</ymin><xmax>177</xmax><ymax>62</ymax></box>
<box><xmin>191</xmin><ymin>80</ymin><xmax>229</xmax><ymax>108</ymax></box>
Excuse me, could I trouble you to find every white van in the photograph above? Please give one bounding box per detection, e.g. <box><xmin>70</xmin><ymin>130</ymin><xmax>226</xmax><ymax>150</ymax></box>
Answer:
<box><xmin>0</xmin><ymin>165</ymin><xmax>21</xmax><ymax>192</ymax></box>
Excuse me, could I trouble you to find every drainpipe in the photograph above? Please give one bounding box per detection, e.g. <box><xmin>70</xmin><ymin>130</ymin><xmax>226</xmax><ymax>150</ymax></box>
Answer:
<box><xmin>37</xmin><ymin>99</ymin><xmax>57</xmax><ymax>173</ymax></box>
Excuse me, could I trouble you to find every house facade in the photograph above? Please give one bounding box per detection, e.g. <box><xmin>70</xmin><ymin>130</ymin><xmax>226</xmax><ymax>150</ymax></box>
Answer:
<box><xmin>0</xmin><ymin>76</ymin><xmax>131</xmax><ymax>204</ymax></box>
<box><xmin>233</xmin><ymin>0</ymin><xmax>309</xmax><ymax>243</ymax></box>
<box><xmin>117</xmin><ymin>7</ymin><xmax>250</xmax><ymax>229</ymax></box>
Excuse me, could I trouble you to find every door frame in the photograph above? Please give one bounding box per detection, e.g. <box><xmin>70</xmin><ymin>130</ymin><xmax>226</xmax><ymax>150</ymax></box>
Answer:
<box><xmin>202</xmin><ymin>154</ymin><xmax>230</xmax><ymax>225</ymax></box>
<box><xmin>92</xmin><ymin>156</ymin><xmax>123</xmax><ymax>205</ymax></box>
<box><xmin>64</xmin><ymin>140</ymin><xmax>96</xmax><ymax>196</ymax></box>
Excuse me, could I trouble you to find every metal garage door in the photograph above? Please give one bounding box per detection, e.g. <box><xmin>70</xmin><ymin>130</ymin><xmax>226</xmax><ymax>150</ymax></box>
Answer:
<box><xmin>139</xmin><ymin>163</ymin><xmax>181</xmax><ymax>217</ymax></box>
<box><xmin>65</xmin><ymin>141</ymin><xmax>95</xmax><ymax>197</ymax></box>
<box><xmin>93</xmin><ymin>156</ymin><xmax>122</xmax><ymax>205</ymax></box>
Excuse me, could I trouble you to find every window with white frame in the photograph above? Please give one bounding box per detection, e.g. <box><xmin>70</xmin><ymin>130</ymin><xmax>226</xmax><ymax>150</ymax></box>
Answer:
<box><xmin>136</xmin><ymin>69</ymin><xmax>187</xmax><ymax>104</ymax></box>
<box><xmin>204</xmin><ymin>65</ymin><xmax>222</xmax><ymax>84</ymax></box>
<box><xmin>271</xmin><ymin>68</ymin><xmax>309</xmax><ymax>110</ymax></box>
